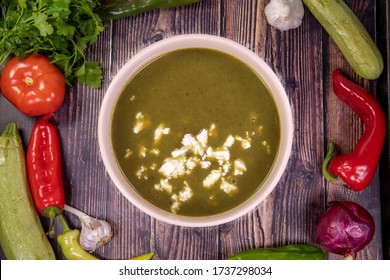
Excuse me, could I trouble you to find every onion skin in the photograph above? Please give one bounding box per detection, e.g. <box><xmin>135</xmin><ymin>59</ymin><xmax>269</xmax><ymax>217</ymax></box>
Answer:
<box><xmin>317</xmin><ymin>201</ymin><xmax>375</xmax><ymax>259</ymax></box>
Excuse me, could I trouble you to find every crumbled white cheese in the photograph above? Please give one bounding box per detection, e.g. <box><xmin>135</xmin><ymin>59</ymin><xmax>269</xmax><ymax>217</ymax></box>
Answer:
<box><xmin>220</xmin><ymin>179</ymin><xmax>238</xmax><ymax>194</ymax></box>
<box><xmin>159</xmin><ymin>160</ymin><xmax>177</xmax><ymax>178</ymax></box>
<box><xmin>181</xmin><ymin>130</ymin><xmax>208</xmax><ymax>156</ymax></box>
<box><xmin>170</xmin><ymin>195</ymin><xmax>180</xmax><ymax>213</ymax></box>
<box><xmin>136</xmin><ymin>165</ymin><xmax>148</xmax><ymax>180</ymax></box>
<box><xmin>155</xmin><ymin>179</ymin><xmax>173</xmax><ymax>194</ymax></box>
<box><xmin>133</xmin><ymin>112</ymin><xmax>149</xmax><ymax>134</ymax></box>
<box><xmin>222</xmin><ymin>162</ymin><xmax>231</xmax><ymax>175</ymax></box>
<box><xmin>124</xmin><ymin>149</ymin><xmax>133</xmax><ymax>158</ymax></box>
<box><xmin>185</xmin><ymin>156</ymin><xmax>199</xmax><ymax>172</ymax></box>
<box><xmin>158</xmin><ymin>156</ymin><xmax>186</xmax><ymax>179</ymax></box>
<box><xmin>213</xmin><ymin>147</ymin><xmax>230</xmax><ymax>165</ymax></box>
<box><xmin>169</xmin><ymin>182</ymin><xmax>193</xmax><ymax>213</ymax></box>
<box><xmin>208</xmin><ymin>123</ymin><xmax>217</xmax><ymax>137</ymax></box>
<box><xmin>181</xmin><ymin>133</ymin><xmax>197</xmax><ymax>147</ymax></box>
<box><xmin>178</xmin><ymin>182</ymin><xmax>193</xmax><ymax>202</ymax></box>
<box><xmin>201</xmin><ymin>160</ymin><xmax>212</xmax><ymax>169</ymax></box>
<box><xmin>203</xmin><ymin>169</ymin><xmax>222</xmax><ymax>188</ymax></box>
<box><xmin>223</xmin><ymin>135</ymin><xmax>235</xmax><ymax>147</ymax></box>
<box><xmin>262</xmin><ymin>140</ymin><xmax>272</xmax><ymax>155</ymax></box>
<box><xmin>130</xmin><ymin>95</ymin><xmax>136</xmax><ymax>101</ymax></box>
<box><xmin>196</xmin><ymin>129</ymin><xmax>208</xmax><ymax>147</ymax></box>
<box><xmin>154</xmin><ymin>124</ymin><xmax>170</xmax><ymax>143</ymax></box>
<box><xmin>247</xmin><ymin>131</ymin><xmax>256</xmax><ymax>137</ymax></box>
<box><xmin>241</xmin><ymin>140</ymin><xmax>251</xmax><ymax>149</ymax></box>
<box><xmin>149</xmin><ymin>148</ymin><xmax>160</xmax><ymax>155</ymax></box>
<box><xmin>150</xmin><ymin>163</ymin><xmax>157</xmax><ymax>170</ymax></box>
<box><xmin>233</xmin><ymin>159</ymin><xmax>247</xmax><ymax>175</ymax></box>
<box><xmin>171</xmin><ymin>146</ymin><xmax>190</xmax><ymax>158</ymax></box>
<box><xmin>159</xmin><ymin>179</ymin><xmax>173</xmax><ymax>194</ymax></box>
<box><xmin>139</xmin><ymin>145</ymin><xmax>147</xmax><ymax>158</ymax></box>
<box><xmin>204</xmin><ymin>147</ymin><xmax>214</xmax><ymax>159</ymax></box>
<box><xmin>236</xmin><ymin>136</ymin><xmax>252</xmax><ymax>149</ymax></box>
<box><xmin>154</xmin><ymin>183</ymin><xmax>162</xmax><ymax>191</ymax></box>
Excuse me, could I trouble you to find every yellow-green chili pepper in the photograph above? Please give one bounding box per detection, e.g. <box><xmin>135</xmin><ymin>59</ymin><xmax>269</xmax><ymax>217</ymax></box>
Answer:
<box><xmin>130</xmin><ymin>252</ymin><xmax>155</xmax><ymax>260</ymax></box>
<box><xmin>57</xmin><ymin>214</ymin><xmax>99</xmax><ymax>260</ymax></box>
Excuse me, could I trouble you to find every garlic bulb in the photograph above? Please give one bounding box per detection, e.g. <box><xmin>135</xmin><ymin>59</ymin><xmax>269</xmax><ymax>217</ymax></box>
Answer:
<box><xmin>64</xmin><ymin>204</ymin><xmax>113</xmax><ymax>253</ymax></box>
<box><xmin>264</xmin><ymin>0</ymin><xmax>304</xmax><ymax>31</ymax></box>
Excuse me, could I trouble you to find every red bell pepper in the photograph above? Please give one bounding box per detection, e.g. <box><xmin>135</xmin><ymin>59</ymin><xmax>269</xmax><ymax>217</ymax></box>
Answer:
<box><xmin>322</xmin><ymin>69</ymin><xmax>386</xmax><ymax>192</ymax></box>
<box><xmin>26</xmin><ymin>114</ymin><xmax>65</xmax><ymax>237</ymax></box>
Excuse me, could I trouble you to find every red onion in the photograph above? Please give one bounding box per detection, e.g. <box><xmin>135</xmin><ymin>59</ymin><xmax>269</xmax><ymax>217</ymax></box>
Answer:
<box><xmin>316</xmin><ymin>201</ymin><xmax>375</xmax><ymax>259</ymax></box>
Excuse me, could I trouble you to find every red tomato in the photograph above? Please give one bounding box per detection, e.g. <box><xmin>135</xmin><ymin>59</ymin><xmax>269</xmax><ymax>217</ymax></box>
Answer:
<box><xmin>0</xmin><ymin>54</ymin><xmax>65</xmax><ymax>116</ymax></box>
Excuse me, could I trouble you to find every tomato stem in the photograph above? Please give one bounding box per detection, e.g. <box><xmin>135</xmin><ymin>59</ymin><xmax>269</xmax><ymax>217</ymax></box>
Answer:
<box><xmin>25</xmin><ymin>77</ymin><xmax>33</xmax><ymax>85</ymax></box>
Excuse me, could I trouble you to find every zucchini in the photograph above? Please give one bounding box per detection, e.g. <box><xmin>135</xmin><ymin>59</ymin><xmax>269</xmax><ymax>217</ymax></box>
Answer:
<box><xmin>95</xmin><ymin>0</ymin><xmax>200</xmax><ymax>20</ymax></box>
<box><xmin>302</xmin><ymin>0</ymin><xmax>383</xmax><ymax>80</ymax></box>
<box><xmin>227</xmin><ymin>244</ymin><xmax>327</xmax><ymax>260</ymax></box>
<box><xmin>0</xmin><ymin>123</ymin><xmax>56</xmax><ymax>260</ymax></box>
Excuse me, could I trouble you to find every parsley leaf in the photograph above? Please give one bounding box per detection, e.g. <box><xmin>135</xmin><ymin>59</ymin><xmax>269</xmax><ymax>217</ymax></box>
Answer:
<box><xmin>33</xmin><ymin>12</ymin><xmax>54</xmax><ymax>36</ymax></box>
<box><xmin>0</xmin><ymin>0</ymin><xmax>105</xmax><ymax>88</ymax></box>
<box><xmin>17</xmin><ymin>0</ymin><xmax>26</xmax><ymax>9</ymax></box>
<box><xmin>75</xmin><ymin>61</ymin><xmax>103</xmax><ymax>89</ymax></box>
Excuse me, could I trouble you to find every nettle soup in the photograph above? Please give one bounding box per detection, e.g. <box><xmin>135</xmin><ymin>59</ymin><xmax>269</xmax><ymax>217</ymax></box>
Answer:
<box><xmin>111</xmin><ymin>48</ymin><xmax>280</xmax><ymax>216</ymax></box>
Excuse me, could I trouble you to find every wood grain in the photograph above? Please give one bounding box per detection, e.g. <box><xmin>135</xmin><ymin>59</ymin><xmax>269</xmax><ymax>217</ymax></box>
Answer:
<box><xmin>0</xmin><ymin>0</ymin><xmax>386</xmax><ymax>260</ymax></box>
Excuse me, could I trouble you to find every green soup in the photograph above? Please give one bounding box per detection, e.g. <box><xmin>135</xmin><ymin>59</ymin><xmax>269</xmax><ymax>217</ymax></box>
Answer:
<box><xmin>111</xmin><ymin>48</ymin><xmax>280</xmax><ymax>216</ymax></box>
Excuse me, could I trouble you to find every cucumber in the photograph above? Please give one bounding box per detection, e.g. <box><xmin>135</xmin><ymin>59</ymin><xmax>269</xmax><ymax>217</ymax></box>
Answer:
<box><xmin>0</xmin><ymin>123</ymin><xmax>56</xmax><ymax>260</ymax></box>
<box><xmin>302</xmin><ymin>0</ymin><xmax>383</xmax><ymax>80</ymax></box>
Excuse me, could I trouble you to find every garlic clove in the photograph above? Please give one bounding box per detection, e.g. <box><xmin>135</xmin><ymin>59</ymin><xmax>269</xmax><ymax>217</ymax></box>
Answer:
<box><xmin>265</xmin><ymin>0</ymin><xmax>304</xmax><ymax>31</ymax></box>
<box><xmin>64</xmin><ymin>204</ymin><xmax>114</xmax><ymax>252</ymax></box>
<box><xmin>79</xmin><ymin>216</ymin><xmax>113</xmax><ymax>253</ymax></box>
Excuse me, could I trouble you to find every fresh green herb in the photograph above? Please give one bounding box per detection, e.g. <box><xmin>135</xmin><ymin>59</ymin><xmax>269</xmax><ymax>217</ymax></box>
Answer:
<box><xmin>0</xmin><ymin>0</ymin><xmax>105</xmax><ymax>88</ymax></box>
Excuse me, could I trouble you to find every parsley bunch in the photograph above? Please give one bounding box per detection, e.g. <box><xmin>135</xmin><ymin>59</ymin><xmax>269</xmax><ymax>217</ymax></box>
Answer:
<box><xmin>0</xmin><ymin>0</ymin><xmax>105</xmax><ymax>88</ymax></box>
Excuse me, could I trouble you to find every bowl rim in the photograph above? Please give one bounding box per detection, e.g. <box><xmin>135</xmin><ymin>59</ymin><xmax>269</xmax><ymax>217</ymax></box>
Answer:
<box><xmin>98</xmin><ymin>34</ymin><xmax>293</xmax><ymax>227</ymax></box>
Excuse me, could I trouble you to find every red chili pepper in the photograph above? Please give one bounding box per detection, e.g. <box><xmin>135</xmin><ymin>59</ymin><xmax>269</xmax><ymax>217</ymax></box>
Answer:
<box><xmin>26</xmin><ymin>113</ymin><xmax>65</xmax><ymax>237</ymax></box>
<box><xmin>322</xmin><ymin>69</ymin><xmax>386</xmax><ymax>192</ymax></box>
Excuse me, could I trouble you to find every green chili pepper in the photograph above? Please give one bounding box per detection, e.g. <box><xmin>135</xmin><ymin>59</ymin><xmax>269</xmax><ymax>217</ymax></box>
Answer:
<box><xmin>95</xmin><ymin>0</ymin><xmax>201</xmax><ymax>20</ymax></box>
<box><xmin>227</xmin><ymin>244</ymin><xmax>327</xmax><ymax>260</ymax></box>
<box><xmin>57</xmin><ymin>214</ymin><xmax>99</xmax><ymax>260</ymax></box>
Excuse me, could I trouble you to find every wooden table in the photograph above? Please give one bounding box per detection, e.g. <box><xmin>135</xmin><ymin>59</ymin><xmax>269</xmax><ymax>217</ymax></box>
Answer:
<box><xmin>1</xmin><ymin>0</ymin><xmax>389</xmax><ymax>260</ymax></box>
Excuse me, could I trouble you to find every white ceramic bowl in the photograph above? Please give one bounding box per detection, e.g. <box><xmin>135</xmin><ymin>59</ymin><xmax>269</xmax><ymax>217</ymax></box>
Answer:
<box><xmin>98</xmin><ymin>34</ymin><xmax>293</xmax><ymax>227</ymax></box>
